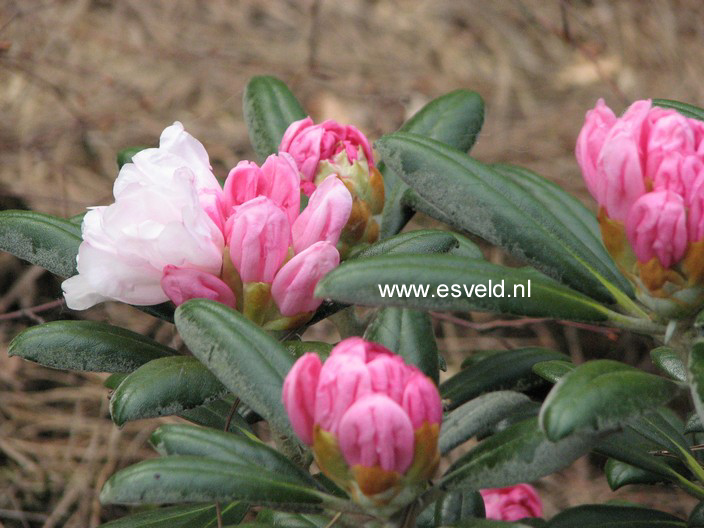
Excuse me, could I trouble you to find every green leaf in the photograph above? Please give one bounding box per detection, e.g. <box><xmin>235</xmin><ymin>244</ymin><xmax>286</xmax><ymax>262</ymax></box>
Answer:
<box><xmin>548</xmin><ymin>504</ymin><xmax>685</xmax><ymax>527</ymax></box>
<box><xmin>440</xmin><ymin>391</ymin><xmax>533</xmax><ymax>455</ymax></box>
<box><xmin>364</xmin><ymin>307</ymin><xmax>440</xmax><ymax>383</ymax></box>
<box><xmin>689</xmin><ymin>340</ymin><xmax>704</xmax><ymax>432</ymax></box>
<box><xmin>686</xmin><ymin>413</ymin><xmax>704</xmax><ymax>434</ymax></box>
<box><xmin>440</xmin><ymin>348</ymin><xmax>568</xmax><ymax>410</ymax></box>
<box><xmin>491</xmin><ymin>163</ymin><xmax>632</xmax><ymax>297</ymax></box>
<box><xmin>653</xmin><ymin>99</ymin><xmax>704</xmax><ymax>121</ymax></box>
<box><xmin>100</xmin><ymin>456</ymin><xmax>324</xmax><ymax>508</ymax></box>
<box><xmin>531</xmin><ymin>360</ymin><xmax>575</xmax><ymax>384</ymax></box>
<box><xmin>441</xmin><ymin>417</ymin><xmax>598</xmax><ymax>491</ymax></box>
<box><xmin>8</xmin><ymin>321</ymin><xmax>175</xmax><ymax>372</ymax></box>
<box><xmin>605</xmin><ymin>458</ymin><xmax>666</xmax><ymax>490</ymax></box>
<box><xmin>315</xmin><ymin>254</ymin><xmax>610</xmax><ymax>322</ymax></box>
<box><xmin>354</xmin><ymin>229</ymin><xmax>460</xmax><ymax>259</ymax></box>
<box><xmin>109</xmin><ymin>357</ymin><xmax>227</xmax><ymax>426</ymax></box>
<box><xmin>117</xmin><ymin>146</ymin><xmax>149</xmax><ymax>169</ymax></box>
<box><xmin>652</xmin><ymin>346</ymin><xmax>686</xmax><ymax>382</ymax></box>
<box><xmin>0</xmin><ymin>210</ymin><xmax>81</xmax><ymax>277</ymax></box>
<box><xmin>375</xmin><ymin>133</ymin><xmax>631</xmax><ymax>302</ymax></box>
<box><xmin>174</xmin><ymin>300</ymin><xmax>297</xmax><ymax>448</ymax></box>
<box><xmin>150</xmin><ymin>424</ymin><xmax>317</xmax><ymax>487</ymax></box>
<box><xmin>689</xmin><ymin>501</ymin><xmax>704</xmax><ymax>527</ymax></box>
<box><xmin>98</xmin><ymin>502</ymin><xmax>247</xmax><ymax>528</ymax></box>
<box><xmin>435</xmin><ymin>489</ymin><xmax>485</xmax><ymax>524</ymax></box>
<box><xmin>243</xmin><ymin>75</ymin><xmax>306</xmax><ymax>160</ymax></box>
<box><xmin>255</xmin><ymin>510</ymin><xmax>331</xmax><ymax>527</ymax></box>
<box><xmin>284</xmin><ymin>340</ymin><xmax>333</xmax><ymax>359</ymax></box>
<box><xmin>450</xmin><ymin>233</ymin><xmax>484</xmax><ymax>260</ymax></box>
<box><xmin>381</xmin><ymin>90</ymin><xmax>485</xmax><ymax>238</ymax></box>
<box><xmin>539</xmin><ymin>360</ymin><xmax>681</xmax><ymax>442</ymax></box>
<box><xmin>178</xmin><ymin>395</ymin><xmax>251</xmax><ymax>434</ymax></box>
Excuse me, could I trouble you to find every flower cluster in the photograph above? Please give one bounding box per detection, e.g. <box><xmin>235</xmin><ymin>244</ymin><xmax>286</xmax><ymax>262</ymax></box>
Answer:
<box><xmin>480</xmin><ymin>484</ymin><xmax>543</xmax><ymax>521</ymax></box>
<box><xmin>62</xmin><ymin>119</ymin><xmax>381</xmax><ymax>329</ymax></box>
<box><xmin>282</xmin><ymin>337</ymin><xmax>442</xmax><ymax>510</ymax></box>
<box><xmin>280</xmin><ymin>118</ymin><xmax>385</xmax><ymax>256</ymax></box>
<box><xmin>577</xmin><ymin>99</ymin><xmax>704</xmax><ymax>315</ymax></box>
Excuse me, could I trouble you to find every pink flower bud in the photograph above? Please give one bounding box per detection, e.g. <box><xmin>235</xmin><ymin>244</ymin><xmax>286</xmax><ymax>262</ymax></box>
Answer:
<box><xmin>279</xmin><ymin>117</ymin><xmax>374</xmax><ymax>186</ymax></box>
<box><xmin>223</xmin><ymin>160</ymin><xmax>262</xmax><ymax>213</ymax></box>
<box><xmin>292</xmin><ymin>175</ymin><xmax>353</xmax><ymax>253</ymax></box>
<box><xmin>575</xmin><ymin>98</ymin><xmax>616</xmax><ymax>201</ymax></box>
<box><xmin>626</xmin><ymin>190</ymin><xmax>687</xmax><ymax>268</ymax></box>
<box><xmin>281</xmin><ymin>352</ymin><xmax>321</xmax><ymax>445</ymax></box>
<box><xmin>160</xmin><ymin>265</ymin><xmax>235</xmax><ymax>308</ymax></box>
<box><xmin>226</xmin><ymin>196</ymin><xmax>291</xmax><ymax>283</ymax></box>
<box><xmin>367</xmin><ymin>354</ymin><xmax>411</xmax><ymax>404</ymax></box>
<box><xmin>329</xmin><ymin>336</ymin><xmax>393</xmax><ymax>361</ymax></box>
<box><xmin>480</xmin><ymin>484</ymin><xmax>543</xmax><ymax>521</ymax></box>
<box><xmin>259</xmin><ymin>153</ymin><xmax>301</xmax><ymax>225</ymax></box>
<box><xmin>402</xmin><ymin>372</ymin><xmax>443</xmax><ymax>429</ymax></box>
<box><xmin>646</xmin><ymin>110</ymin><xmax>697</xmax><ymax>187</ymax></box>
<box><xmin>338</xmin><ymin>394</ymin><xmax>415</xmax><ymax>473</ymax></box>
<box><xmin>271</xmin><ymin>241</ymin><xmax>339</xmax><ymax>316</ymax></box>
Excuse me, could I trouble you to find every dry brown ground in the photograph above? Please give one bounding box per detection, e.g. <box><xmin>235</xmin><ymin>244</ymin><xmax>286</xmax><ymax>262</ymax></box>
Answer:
<box><xmin>1</xmin><ymin>0</ymin><xmax>704</xmax><ymax>526</ymax></box>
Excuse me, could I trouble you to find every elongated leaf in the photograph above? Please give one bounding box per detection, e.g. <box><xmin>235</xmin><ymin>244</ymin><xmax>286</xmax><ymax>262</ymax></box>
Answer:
<box><xmin>441</xmin><ymin>417</ymin><xmax>598</xmax><ymax>491</ymax></box>
<box><xmin>605</xmin><ymin>458</ymin><xmax>665</xmax><ymax>490</ymax></box>
<box><xmin>651</xmin><ymin>346</ymin><xmax>686</xmax><ymax>382</ymax></box>
<box><xmin>539</xmin><ymin>360</ymin><xmax>681</xmax><ymax>442</ymax></box>
<box><xmin>440</xmin><ymin>348</ymin><xmax>568</xmax><ymax>410</ymax></box>
<box><xmin>255</xmin><ymin>510</ymin><xmax>331</xmax><ymax>527</ymax></box>
<box><xmin>653</xmin><ymin>98</ymin><xmax>704</xmax><ymax>121</ymax></box>
<box><xmin>440</xmin><ymin>391</ymin><xmax>532</xmax><ymax>454</ymax></box>
<box><xmin>355</xmin><ymin>229</ymin><xmax>460</xmax><ymax>259</ymax></box>
<box><xmin>381</xmin><ymin>90</ymin><xmax>485</xmax><ymax>238</ymax></box>
<box><xmin>315</xmin><ymin>254</ymin><xmax>610</xmax><ymax>322</ymax></box>
<box><xmin>365</xmin><ymin>307</ymin><xmax>440</xmax><ymax>383</ymax></box>
<box><xmin>450</xmin><ymin>233</ymin><xmax>484</xmax><ymax>259</ymax></box>
<box><xmin>243</xmin><ymin>76</ymin><xmax>306</xmax><ymax>160</ymax></box>
<box><xmin>531</xmin><ymin>360</ymin><xmax>575</xmax><ymax>384</ymax></box>
<box><xmin>435</xmin><ymin>490</ymin><xmax>485</xmax><ymax>524</ymax></box>
<box><xmin>178</xmin><ymin>395</ymin><xmax>251</xmax><ymax>434</ymax></box>
<box><xmin>284</xmin><ymin>340</ymin><xmax>333</xmax><ymax>359</ymax></box>
<box><xmin>99</xmin><ymin>502</ymin><xmax>247</xmax><ymax>528</ymax></box>
<box><xmin>689</xmin><ymin>501</ymin><xmax>704</xmax><ymax>527</ymax></box>
<box><xmin>117</xmin><ymin>146</ymin><xmax>149</xmax><ymax>169</ymax></box>
<box><xmin>174</xmin><ymin>300</ymin><xmax>296</xmax><ymax>448</ymax></box>
<box><xmin>689</xmin><ymin>340</ymin><xmax>704</xmax><ymax>431</ymax></box>
<box><xmin>491</xmin><ymin>163</ymin><xmax>632</xmax><ymax>297</ymax></box>
<box><xmin>375</xmin><ymin>133</ymin><xmax>630</xmax><ymax>302</ymax></box>
<box><xmin>150</xmin><ymin>424</ymin><xmax>316</xmax><ymax>487</ymax></box>
<box><xmin>100</xmin><ymin>456</ymin><xmax>324</xmax><ymax>508</ymax></box>
<box><xmin>0</xmin><ymin>210</ymin><xmax>81</xmax><ymax>276</ymax></box>
<box><xmin>548</xmin><ymin>504</ymin><xmax>685</xmax><ymax>527</ymax></box>
<box><xmin>110</xmin><ymin>357</ymin><xmax>227</xmax><ymax>426</ymax></box>
<box><xmin>686</xmin><ymin>413</ymin><xmax>704</xmax><ymax>434</ymax></box>
<box><xmin>8</xmin><ymin>321</ymin><xmax>174</xmax><ymax>372</ymax></box>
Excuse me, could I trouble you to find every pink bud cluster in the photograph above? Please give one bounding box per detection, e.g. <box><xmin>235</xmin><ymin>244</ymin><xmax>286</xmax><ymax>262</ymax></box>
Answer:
<box><xmin>62</xmin><ymin>122</ymin><xmax>355</xmax><ymax>325</ymax></box>
<box><xmin>480</xmin><ymin>484</ymin><xmax>543</xmax><ymax>521</ymax></box>
<box><xmin>282</xmin><ymin>337</ymin><xmax>442</xmax><ymax>500</ymax></box>
<box><xmin>576</xmin><ymin>99</ymin><xmax>704</xmax><ymax>271</ymax></box>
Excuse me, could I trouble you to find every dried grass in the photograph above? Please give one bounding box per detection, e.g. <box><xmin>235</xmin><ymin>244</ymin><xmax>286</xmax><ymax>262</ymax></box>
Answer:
<box><xmin>1</xmin><ymin>0</ymin><xmax>703</xmax><ymax>525</ymax></box>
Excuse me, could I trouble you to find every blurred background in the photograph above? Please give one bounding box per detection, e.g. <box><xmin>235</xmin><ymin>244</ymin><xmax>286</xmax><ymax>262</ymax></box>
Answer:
<box><xmin>1</xmin><ymin>0</ymin><xmax>704</xmax><ymax>526</ymax></box>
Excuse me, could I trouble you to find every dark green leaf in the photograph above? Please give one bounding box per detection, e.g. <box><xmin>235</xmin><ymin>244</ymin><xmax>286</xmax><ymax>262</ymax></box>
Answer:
<box><xmin>380</xmin><ymin>90</ymin><xmax>485</xmax><ymax>238</ymax></box>
<box><xmin>98</xmin><ymin>502</ymin><xmax>247</xmax><ymax>528</ymax></box>
<box><xmin>441</xmin><ymin>417</ymin><xmax>598</xmax><ymax>491</ymax></box>
<box><xmin>689</xmin><ymin>340</ymin><xmax>704</xmax><ymax>432</ymax></box>
<box><xmin>375</xmin><ymin>133</ymin><xmax>631</xmax><ymax>302</ymax></box>
<box><xmin>283</xmin><ymin>340</ymin><xmax>333</xmax><ymax>359</ymax></box>
<box><xmin>440</xmin><ymin>391</ymin><xmax>533</xmax><ymax>454</ymax></box>
<box><xmin>243</xmin><ymin>76</ymin><xmax>306</xmax><ymax>160</ymax></box>
<box><xmin>440</xmin><ymin>348</ymin><xmax>567</xmax><ymax>410</ymax></box>
<box><xmin>8</xmin><ymin>321</ymin><xmax>174</xmax><ymax>372</ymax></box>
<box><xmin>110</xmin><ymin>357</ymin><xmax>227</xmax><ymax>426</ymax></box>
<box><xmin>686</xmin><ymin>413</ymin><xmax>704</xmax><ymax>434</ymax></box>
<box><xmin>178</xmin><ymin>395</ymin><xmax>251</xmax><ymax>434</ymax></box>
<box><xmin>435</xmin><ymin>489</ymin><xmax>485</xmax><ymax>524</ymax></box>
<box><xmin>549</xmin><ymin>504</ymin><xmax>685</xmax><ymax>527</ymax></box>
<box><xmin>100</xmin><ymin>456</ymin><xmax>324</xmax><ymax>508</ymax></box>
<box><xmin>653</xmin><ymin>99</ymin><xmax>704</xmax><ymax>121</ymax></box>
<box><xmin>531</xmin><ymin>360</ymin><xmax>575</xmax><ymax>384</ymax></box>
<box><xmin>364</xmin><ymin>307</ymin><xmax>440</xmax><ymax>383</ymax></box>
<box><xmin>174</xmin><ymin>300</ymin><xmax>297</xmax><ymax>449</ymax></box>
<box><xmin>105</xmin><ymin>373</ymin><xmax>128</xmax><ymax>390</ymax></box>
<box><xmin>354</xmin><ymin>229</ymin><xmax>460</xmax><ymax>259</ymax></box>
<box><xmin>117</xmin><ymin>146</ymin><xmax>150</xmax><ymax>169</ymax></box>
<box><xmin>150</xmin><ymin>424</ymin><xmax>316</xmax><ymax>487</ymax></box>
<box><xmin>652</xmin><ymin>346</ymin><xmax>686</xmax><ymax>382</ymax></box>
<box><xmin>0</xmin><ymin>210</ymin><xmax>81</xmax><ymax>277</ymax></box>
<box><xmin>255</xmin><ymin>510</ymin><xmax>331</xmax><ymax>527</ymax></box>
<box><xmin>315</xmin><ymin>254</ymin><xmax>611</xmax><ymax>322</ymax></box>
<box><xmin>605</xmin><ymin>458</ymin><xmax>666</xmax><ymax>490</ymax></box>
<box><xmin>450</xmin><ymin>233</ymin><xmax>484</xmax><ymax>260</ymax></box>
<box><xmin>688</xmin><ymin>500</ymin><xmax>704</xmax><ymax>527</ymax></box>
<box><xmin>539</xmin><ymin>360</ymin><xmax>681</xmax><ymax>442</ymax></box>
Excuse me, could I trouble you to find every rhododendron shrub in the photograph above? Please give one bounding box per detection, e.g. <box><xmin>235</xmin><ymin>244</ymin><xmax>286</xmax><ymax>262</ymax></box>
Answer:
<box><xmin>4</xmin><ymin>75</ymin><xmax>704</xmax><ymax>527</ymax></box>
